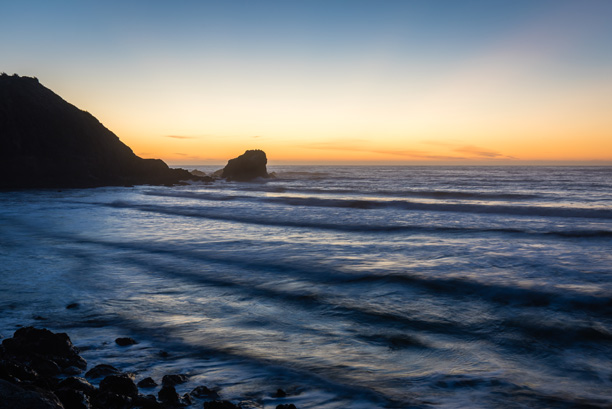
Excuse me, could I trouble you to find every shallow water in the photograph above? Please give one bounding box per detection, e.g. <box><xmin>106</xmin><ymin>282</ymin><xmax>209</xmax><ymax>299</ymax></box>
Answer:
<box><xmin>1</xmin><ymin>166</ymin><xmax>611</xmax><ymax>408</ymax></box>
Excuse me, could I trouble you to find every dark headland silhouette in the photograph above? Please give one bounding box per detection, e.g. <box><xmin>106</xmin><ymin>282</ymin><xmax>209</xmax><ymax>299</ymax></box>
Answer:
<box><xmin>0</xmin><ymin>74</ymin><xmax>207</xmax><ymax>189</ymax></box>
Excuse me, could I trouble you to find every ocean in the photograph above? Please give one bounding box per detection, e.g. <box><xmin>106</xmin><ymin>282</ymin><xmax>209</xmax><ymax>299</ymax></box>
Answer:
<box><xmin>1</xmin><ymin>166</ymin><xmax>611</xmax><ymax>408</ymax></box>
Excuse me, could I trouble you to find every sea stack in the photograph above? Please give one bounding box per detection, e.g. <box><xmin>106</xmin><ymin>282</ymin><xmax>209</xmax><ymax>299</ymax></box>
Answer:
<box><xmin>0</xmin><ymin>74</ymin><xmax>202</xmax><ymax>188</ymax></box>
<box><xmin>222</xmin><ymin>149</ymin><xmax>269</xmax><ymax>181</ymax></box>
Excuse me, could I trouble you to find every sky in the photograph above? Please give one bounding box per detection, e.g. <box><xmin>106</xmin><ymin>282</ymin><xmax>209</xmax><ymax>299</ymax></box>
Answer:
<box><xmin>2</xmin><ymin>0</ymin><xmax>611</xmax><ymax>165</ymax></box>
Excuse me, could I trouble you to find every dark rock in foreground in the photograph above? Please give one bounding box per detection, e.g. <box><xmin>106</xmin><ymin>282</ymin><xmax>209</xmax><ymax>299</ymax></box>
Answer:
<box><xmin>1</xmin><ymin>326</ymin><xmax>279</xmax><ymax>409</ymax></box>
<box><xmin>137</xmin><ymin>377</ymin><xmax>158</xmax><ymax>388</ymax></box>
<box><xmin>0</xmin><ymin>379</ymin><xmax>64</xmax><ymax>409</ymax></box>
<box><xmin>204</xmin><ymin>400</ymin><xmax>242</xmax><ymax>409</ymax></box>
<box><xmin>56</xmin><ymin>377</ymin><xmax>96</xmax><ymax>396</ymax></box>
<box><xmin>162</xmin><ymin>374</ymin><xmax>188</xmax><ymax>387</ymax></box>
<box><xmin>191</xmin><ymin>385</ymin><xmax>219</xmax><ymax>399</ymax></box>
<box><xmin>1</xmin><ymin>326</ymin><xmax>87</xmax><ymax>375</ymax></box>
<box><xmin>276</xmin><ymin>404</ymin><xmax>297</xmax><ymax>409</ymax></box>
<box><xmin>0</xmin><ymin>74</ymin><xmax>204</xmax><ymax>189</ymax></box>
<box><xmin>85</xmin><ymin>364</ymin><xmax>121</xmax><ymax>379</ymax></box>
<box><xmin>221</xmin><ymin>149</ymin><xmax>268</xmax><ymax>181</ymax></box>
<box><xmin>157</xmin><ymin>385</ymin><xmax>179</xmax><ymax>404</ymax></box>
<box><xmin>99</xmin><ymin>374</ymin><xmax>138</xmax><ymax>398</ymax></box>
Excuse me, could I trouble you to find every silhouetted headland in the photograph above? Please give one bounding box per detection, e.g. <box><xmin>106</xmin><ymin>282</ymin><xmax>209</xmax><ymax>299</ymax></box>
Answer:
<box><xmin>0</xmin><ymin>74</ymin><xmax>205</xmax><ymax>189</ymax></box>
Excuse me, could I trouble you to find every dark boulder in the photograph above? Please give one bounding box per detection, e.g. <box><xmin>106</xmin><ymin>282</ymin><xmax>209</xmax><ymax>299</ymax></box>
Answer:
<box><xmin>0</xmin><ymin>357</ymin><xmax>40</xmax><ymax>384</ymax></box>
<box><xmin>115</xmin><ymin>337</ymin><xmax>137</xmax><ymax>347</ymax></box>
<box><xmin>0</xmin><ymin>74</ymin><xmax>205</xmax><ymax>189</ymax></box>
<box><xmin>203</xmin><ymin>400</ymin><xmax>242</xmax><ymax>409</ymax></box>
<box><xmin>190</xmin><ymin>385</ymin><xmax>219</xmax><ymax>399</ymax></box>
<box><xmin>91</xmin><ymin>391</ymin><xmax>132</xmax><ymax>409</ymax></box>
<box><xmin>221</xmin><ymin>149</ymin><xmax>268</xmax><ymax>181</ymax></box>
<box><xmin>0</xmin><ymin>379</ymin><xmax>64</xmax><ymax>409</ymax></box>
<box><xmin>161</xmin><ymin>374</ymin><xmax>188</xmax><ymax>386</ymax></box>
<box><xmin>85</xmin><ymin>364</ymin><xmax>121</xmax><ymax>380</ymax></box>
<box><xmin>2</xmin><ymin>327</ymin><xmax>86</xmax><ymax>373</ymax></box>
<box><xmin>99</xmin><ymin>374</ymin><xmax>138</xmax><ymax>398</ymax></box>
<box><xmin>56</xmin><ymin>377</ymin><xmax>96</xmax><ymax>397</ymax></box>
<box><xmin>157</xmin><ymin>385</ymin><xmax>179</xmax><ymax>404</ymax></box>
<box><xmin>137</xmin><ymin>377</ymin><xmax>158</xmax><ymax>388</ymax></box>
<box><xmin>133</xmin><ymin>394</ymin><xmax>162</xmax><ymax>409</ymax></box>
<box><xmin>55</xmin><ymin>388</ymin><xmax>91</xmax><ymax>409</ymax></box>
<box><xmin>276</xmin><ymin>405</ymin><xmax>297</xmax><ymax>409</ymax></box>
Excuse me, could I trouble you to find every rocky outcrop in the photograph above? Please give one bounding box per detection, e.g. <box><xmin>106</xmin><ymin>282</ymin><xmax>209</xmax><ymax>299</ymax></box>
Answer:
<box><xmin>1</xmin><ymin>327</ymin><xmax>87</xmax><ymax>377</ymax></box>
<box><xmin>1</xmin><ymin>327</ymin><xmax>298</xmax><ymax>409</ymax></box>
<box><xmin>0</xmin><ymin>74</ymin><xmax>204</xmax><ymax>188</ymax></box>
<box><xmin>221</xmin><ymin>150</ymin><xmax>268</xmax><ymax>181</ymax></box>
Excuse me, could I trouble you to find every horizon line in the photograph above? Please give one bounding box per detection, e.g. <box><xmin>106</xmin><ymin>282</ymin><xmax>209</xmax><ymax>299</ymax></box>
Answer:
<box><xmin>167</xmin><ymin>160</ymin><xmax>612</xmax><ymax>167</ymax></box>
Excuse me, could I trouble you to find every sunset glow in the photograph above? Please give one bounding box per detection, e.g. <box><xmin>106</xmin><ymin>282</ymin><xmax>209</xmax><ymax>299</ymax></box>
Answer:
<box><xmin>2</xmin><ymin>0</ymin><xmax>611</xmax><ymax>165</ymax></box>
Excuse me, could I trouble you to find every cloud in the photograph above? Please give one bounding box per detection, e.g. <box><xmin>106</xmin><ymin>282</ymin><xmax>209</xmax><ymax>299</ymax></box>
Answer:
<box><xmin>453</xmin><ymin>145</ymin><xmax>515</xmax><ymax>159</ymax></box>
<box><xmin>300</xmin><ymin>141</ymin><xmax>463</xmax><ymax>160</ymax></box>
<box><xmin>164</xmin><ymin>135</ymin><xmax>196</xmax><ymax>139</ymax></box>
<box><xmin>420</xmin><ymin>140</ymin><xmax>515</xmax><ymax>159</ymax></box>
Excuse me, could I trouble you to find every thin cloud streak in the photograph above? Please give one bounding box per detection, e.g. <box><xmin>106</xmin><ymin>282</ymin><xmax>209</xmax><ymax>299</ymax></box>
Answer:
<box><xmin>453</xmin><ymin>145</ymin><xmax>515</xmax><ymax>159</ymax></box>
<box><xmin>420</xmin><ymin>140</ymin><xmax>515</xmax><ymax>159</ymax></box>
<box><xmin>300</xmin><ymin>142</ymin><xmax>464</xmax><ymax>160</ymax></box>
<box><xmin>164</xmin><ymin>135</ymin><xmax>196</xmax><ymax>140</ymax></box>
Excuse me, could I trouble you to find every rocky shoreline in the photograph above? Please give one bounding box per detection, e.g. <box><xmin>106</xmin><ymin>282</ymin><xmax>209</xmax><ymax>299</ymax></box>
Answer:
<box><xmin>0</xmin><ymin>327</ymin><xmax>298</xmax><ymax>409</ymax></box>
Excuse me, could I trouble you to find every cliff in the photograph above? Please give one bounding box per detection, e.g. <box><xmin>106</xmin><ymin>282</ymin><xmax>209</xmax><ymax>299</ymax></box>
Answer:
<box><xmin>0</xmin><ymin>74</ymin><xmax>200</xmax><ymax>188</ymax></box>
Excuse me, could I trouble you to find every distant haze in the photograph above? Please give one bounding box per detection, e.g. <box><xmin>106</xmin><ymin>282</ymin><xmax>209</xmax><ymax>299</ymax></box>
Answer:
<box><xmin>3</xmin><ymin>0</ymin><xmax>611</xmax><ymax>164</ymax></box>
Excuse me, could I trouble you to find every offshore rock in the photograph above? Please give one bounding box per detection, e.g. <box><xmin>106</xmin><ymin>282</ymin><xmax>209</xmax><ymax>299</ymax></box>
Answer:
<box><xmin>0</xmin><ymin>74</ymin><xmax>203</xmax><ymax>188</ymax></box>
<box><xmin>221</xmin><ymin>149</ymin><xmax>268</xmax><ymax>181</ymax></box>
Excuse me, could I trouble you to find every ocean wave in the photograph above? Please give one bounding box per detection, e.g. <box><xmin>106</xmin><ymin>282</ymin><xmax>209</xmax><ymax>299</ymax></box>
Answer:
<box><xmin>103</xmin><ymin>201</ymin><xmax>612</xmax><ymax>239</ymax></box>
<box><xmin>28</xmin><ymin>214</ymin><xmax>608</xmax><ymax>320</ymax></box>
<box><xmin>269</xmin><ymin>188</ymin><xmax>540</xmax><ymax>201</ymax></box>
<box><xmin>143</xmin><ymin>191</ymin><xmax>612</xmax><ymax>220</ymax></box>
<box><xmin>270</xmin><ymin>171</ymin><xmax>331</xmax><ymax>180</ymax></box>
<box><xmin>225</xmin><ymin>185</ymin><xmax>542</xmax><ymax>201</ymax></box>
<box><xmin>95</xmin><ymin>243</ymin><xmax>612</xmax><ymax>349</ymax></box>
